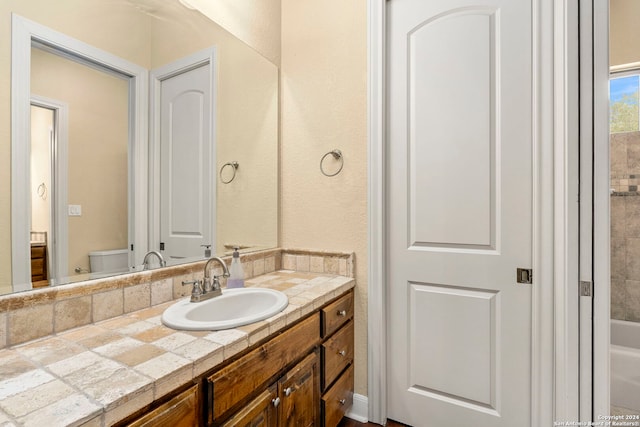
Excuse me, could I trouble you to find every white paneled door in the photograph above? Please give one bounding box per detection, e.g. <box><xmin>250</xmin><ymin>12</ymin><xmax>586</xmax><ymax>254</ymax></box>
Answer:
<box><xmin>159</xmin><ymin>62</ymin><xmax>214</xmax><ymax>260</ymax></box>
<box><xmin>387</xmin><ymin>1</ymin><xmax>533</xmax><ymax>426</ymax></box>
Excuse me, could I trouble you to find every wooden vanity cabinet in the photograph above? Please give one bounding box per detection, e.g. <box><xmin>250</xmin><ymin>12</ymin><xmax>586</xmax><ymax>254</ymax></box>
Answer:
<box><xmin>320</xmin><ymin>292</ymin><xmax>355</xmax><ymax>427</ymax></box>
<box><xmin>30</xmin><ymin>244</ymin><xmax>47</xmax><ymax>283</ymax></box>
<box><xmin>220</xmin><ymin>385</ymin><xmax>278</xmax><ymax>427</ymax></box>
<box><xmin>207</xmin><ymin>313</ymin><xmax>321</xmax><ymax>425</ymax></box>
<box><xmin>277</xmin><ymin>352</ymin><xmax>320</xmax><ymax>426</ymax></box>
<box><xmin>119</xmin><ymin>289</ymin><xmax>355</xmax><ymax>427</ymax></box>
<box><xmin>124</xmin><ymin>384</ymin><xmax>201</xmax><ymax>427</ymax></box>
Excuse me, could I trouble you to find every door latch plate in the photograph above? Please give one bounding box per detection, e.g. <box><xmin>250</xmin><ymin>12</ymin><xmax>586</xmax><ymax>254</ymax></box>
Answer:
<box><xmin>517</xmin><ymin>268</ymin><xmax>532</xmax><ymax>284</ymax></box>
<box><xmin>580</xmin><ymin>281</ymin><xmax>592</xmax><ymax>297</ymax></box>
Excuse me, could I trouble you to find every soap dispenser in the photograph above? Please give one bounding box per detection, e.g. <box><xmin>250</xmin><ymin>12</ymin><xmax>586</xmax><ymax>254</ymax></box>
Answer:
<box><xmin>201</xmin><ymin>244</ymin><xmax>212</xmax><ymax>258</ymax></box>
<box><xmin>227</xmin><ymin>247</ymin><xmax>245</xmax><ymax>288</ymax></box>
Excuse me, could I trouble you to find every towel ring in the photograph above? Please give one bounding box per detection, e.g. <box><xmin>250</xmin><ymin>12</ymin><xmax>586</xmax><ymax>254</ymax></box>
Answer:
<box><xmin>220</xmin><ymin>161</ymin><xmax>239</xmax><ymax>184</ymax></box>
<box><xmin>37</xmin><ymin>183</ymin><xmax>47</xmax><ymax>199</ymax></box>
<box><xmin>320</xmin><ymin>149</ymin><xmax>344</xmax><ymax>177</ymax></box>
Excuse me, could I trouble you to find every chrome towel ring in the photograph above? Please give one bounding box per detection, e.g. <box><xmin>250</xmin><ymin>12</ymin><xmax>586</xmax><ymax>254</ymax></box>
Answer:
<box><xmin>220</xmin><ymin>161</ymin><xmax>239</xmax><ymax>184</ymax></box>
<box><xmin>320</xmin><ymin>149</ymin><xmax>344</xmax><ymax>177</ymax></box>
<box><xmin>37</xmin><ymin>182</ymin><xmax>47</xmax><ymax>199</ymax></box>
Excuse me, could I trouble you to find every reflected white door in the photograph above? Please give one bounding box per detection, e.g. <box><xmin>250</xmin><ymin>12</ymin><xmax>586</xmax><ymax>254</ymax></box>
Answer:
<box><xmin>387</xmin><ymin>0</ymin><xmax>533</xmax><ymax>425</ymax></box>
<box><xmin>159</xmin><ymin>63</ymin><xmax>214</xmax><ymax>260</ymax></box>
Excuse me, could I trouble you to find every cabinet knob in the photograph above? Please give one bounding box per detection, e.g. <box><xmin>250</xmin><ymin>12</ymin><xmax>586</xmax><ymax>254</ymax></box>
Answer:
<box><xmin>339</xmin><ymin>399</ymin><xmax>346</xmax><ymax>405</ymax></box>
<box><xmin>272</xmin><ymin>397</ymin><xmax>280</xmax><ymax>407</ymax></box>
<box><xmin>337</xmin><ymin>310</ymin><xmax>347</xmax><ymax>317</ymax></box>
<box><xmin>284</xmin><ymin>387</ymin><xmax>294</xmax><ymax>396</ymax></box>
<box><xmin>338</xmin><ymin>350</ymin><xmax>346</xmax><ymax>357</ymax></box>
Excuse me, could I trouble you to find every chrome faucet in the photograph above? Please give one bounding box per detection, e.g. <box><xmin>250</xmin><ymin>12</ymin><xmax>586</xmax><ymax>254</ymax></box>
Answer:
<box><xmin>182</xmin><ymin>256</ymin><xmax>229</xmax><ymax>302</ymax></box>
<box><xmin>142</xmin><ymin>250</ymin><xmax>166</xmax><ymax>270</ymax></box>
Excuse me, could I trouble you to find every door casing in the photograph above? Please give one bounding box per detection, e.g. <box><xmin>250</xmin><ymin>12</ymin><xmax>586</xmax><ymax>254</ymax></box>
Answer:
<box><xmin>149</xmin><ymin>48</ymin><xmax>217</xmax><ymax>259</ymax></box>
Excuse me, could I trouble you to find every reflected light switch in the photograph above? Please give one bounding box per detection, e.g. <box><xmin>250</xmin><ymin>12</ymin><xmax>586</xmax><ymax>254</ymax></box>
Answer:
<box><xmin>68</xmin><ymin>204</ymin><xmax>82</xmax><ymax>216</ymax></box>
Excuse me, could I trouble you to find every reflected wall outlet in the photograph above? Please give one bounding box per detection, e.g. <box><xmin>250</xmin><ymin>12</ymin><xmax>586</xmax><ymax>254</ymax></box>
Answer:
<box><xmin>68</xmin><ymin>204</ymin><xmax>82</xmax><ymax>216</ymax></box>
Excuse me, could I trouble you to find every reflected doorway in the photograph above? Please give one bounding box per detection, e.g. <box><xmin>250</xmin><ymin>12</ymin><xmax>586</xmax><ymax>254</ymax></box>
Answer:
<box><xmin>30</xmin><ymin>103</ymin><xmax>56</xmax><ymax>286</ymax></box>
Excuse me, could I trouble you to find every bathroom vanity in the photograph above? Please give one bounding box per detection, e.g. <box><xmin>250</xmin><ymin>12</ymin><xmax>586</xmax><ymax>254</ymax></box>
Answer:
<box><xmin>0</xmin><ymin>260</ymin><xmax>355</xmax><ymax>427</ymax></box>
<box><xmin>117</xmin><ymin>289</ymin><xmax>355</xmax><ymax>426</ymax></box>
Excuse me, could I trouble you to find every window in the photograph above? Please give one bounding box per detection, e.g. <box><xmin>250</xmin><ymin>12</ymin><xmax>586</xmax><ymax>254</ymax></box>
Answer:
<box><xmin>610</xmin><ymin>73</ymin><xmax>640</xmax><ymax>133</ymax></box>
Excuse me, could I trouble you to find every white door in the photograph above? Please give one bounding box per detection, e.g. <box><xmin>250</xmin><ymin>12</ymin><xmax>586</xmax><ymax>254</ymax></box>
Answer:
<box><xmin>159</xmin><ymin>63</ymin><xmax>214</xmax><ymax>260</ymax></box>
<box><xmin>387</xmin><ymin>1</ymin><xmax>533</xmax><ymax>426</ymax></box>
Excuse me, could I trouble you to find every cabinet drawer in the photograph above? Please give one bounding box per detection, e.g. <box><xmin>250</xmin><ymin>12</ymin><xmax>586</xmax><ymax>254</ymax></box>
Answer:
<box><xmin>321</xmin><ymin>291</ymin><xmax>354</xmax><ymax>338</ymax></box>
<box><xmin>208</xmin><ymin>312</ymin><xmax>321</xmax><ymax>423</ymax></box>
<box><xmin>31</xmin><ymin>258</ymin><xmax>45</xmax><ymax>275</ymax></box>
<box><xmin>321</xmin><ymin>321</ymin><xmax>354</xmax><ymax>391</ymax></box>
<box><xmin>31</xmin><ymin>245</ymin><xmax>46</xmax><ymax>258</ymax></box>
<box><xmin>322</xmin><ymin>364</ymin><xmax>354</xmax><ymax>427</ymax></box>
<box><xmin>126</xmin><ymin>384</ymin><xmax>200</xmax><ymax>427</ymax></box>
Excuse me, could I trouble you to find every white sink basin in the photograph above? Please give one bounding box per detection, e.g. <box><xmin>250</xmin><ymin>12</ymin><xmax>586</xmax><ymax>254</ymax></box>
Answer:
<box><xmin>161</xmin><ymin>287</ymin><xmax>288</xmax><ymax>331</ymax></box>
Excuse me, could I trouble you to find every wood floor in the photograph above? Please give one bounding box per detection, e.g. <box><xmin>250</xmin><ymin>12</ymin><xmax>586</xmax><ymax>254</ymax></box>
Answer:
<box><xmin>338</xmin><ymin>418</ymin><xmax>411</xmax><ymax>427</ymax></box>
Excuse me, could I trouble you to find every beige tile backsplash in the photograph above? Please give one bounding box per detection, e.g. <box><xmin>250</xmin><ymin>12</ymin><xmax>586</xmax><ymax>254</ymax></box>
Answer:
<box><xmin>0</xmin><ymin>248</ymin><xmax>354</xmax><ymax>349</ymax></box>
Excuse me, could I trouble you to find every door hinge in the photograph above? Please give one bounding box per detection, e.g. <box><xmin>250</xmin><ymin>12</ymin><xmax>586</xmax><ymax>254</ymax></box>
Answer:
<box><xmin>517</xmin><ymin>268</ymin><xmax>532</xmax><ymax>284</ymax></box>
<box><xmin>160</xmin><ymin>242</ymin><xmax>165</xmax><ymax>251</ymax></box>
<box><xmin>130</xmin><ymin>244</ymin><xmax>134</xmax><ymax>251</ymax></box>
<box><xmin>580</xmin><ymin>281</ymin><xmax>592</xmax><ymax>297</ymax></box>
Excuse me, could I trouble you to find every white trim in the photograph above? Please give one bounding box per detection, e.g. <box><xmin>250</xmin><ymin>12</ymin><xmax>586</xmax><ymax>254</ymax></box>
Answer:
<box><xmin>30</xmin><ymin>96</ymin><xmax>69</xmax><ymax>281</ymax></box>
<box><xmin>149</xmin><ymin>47</ymin><xmax>217</xmax><ymax>256</ymax></box>
<box><xmin>610</xmin><ymin>61</ymin><xmax>640</xmax><ymax>73</ymax></box>
<box><xmin>552</xmin><ymin>0</ymin><xmax>581</xmax><ymax>420</ymax></box>
<box><xmin>578</xmin><ymin>0</ymin><xmax>595</xmax><ymax>421</ymax></box>
<box><xmin>345</xmin><ymin>393</ymin><xmax>369</xmax><ymax>423</ymax></box>
<box><xmin>592</xmin><ymin>0</ymin><xmax>610</xmax><ymax>419</ymax></box>
<box><xmin>10</xmin><ymin>14</ymin><xmax>148</xmax><ymax>284</ymax></box>
<box><xmin>531</xmin><ymin>0</ymin><xmax>557</xmax><ymax>425</ymax></box>
<box><xmin>11</xmin><ymin>14</ymin><xmax>34</xmax><ymax>291</ymax></box>
<box><xmin>367</xmin><ymin>0</ymin><xmax>387</xmax><ymax>424</ymax></box>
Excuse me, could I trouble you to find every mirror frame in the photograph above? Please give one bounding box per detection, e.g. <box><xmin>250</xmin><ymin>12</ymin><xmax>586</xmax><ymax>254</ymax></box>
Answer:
<box><xmin>10</xmin><ymin>14</ymin><xmax>149</xmax><ymax>291</ymax></box>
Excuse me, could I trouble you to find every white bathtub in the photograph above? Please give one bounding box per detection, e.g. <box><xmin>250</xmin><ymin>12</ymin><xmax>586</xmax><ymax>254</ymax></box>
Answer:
<box><xmin>611</xmin><ymin>319</ymin><xmax>640</xmax><ymax>411</ymax></box>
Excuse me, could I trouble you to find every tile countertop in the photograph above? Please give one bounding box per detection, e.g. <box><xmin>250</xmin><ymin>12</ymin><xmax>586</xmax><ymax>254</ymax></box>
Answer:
<box><xmin>0</xmin><ymin>271</ymin><xmax>355</xmax><ymax>427</ymax></box>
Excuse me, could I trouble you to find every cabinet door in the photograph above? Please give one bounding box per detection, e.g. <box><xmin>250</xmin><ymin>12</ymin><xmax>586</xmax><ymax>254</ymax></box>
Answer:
<box><xmin>279</xmin><ymin>352</ymin><xmax>320</xmax><ymax>427</ymax></box>
<box><xmin>221</xmin><ymin>385</ymin><xmax>277</xmax><ymax>427</ymax></box>
<box><xmin>127</xmin><ymin>384</ymin><xmax>200</xmax><ymax>427</ymax></box>
<box><xmin>208</xmin><ymin>313</ymin><xmax>320</xmax><ymax>423</ymax></box>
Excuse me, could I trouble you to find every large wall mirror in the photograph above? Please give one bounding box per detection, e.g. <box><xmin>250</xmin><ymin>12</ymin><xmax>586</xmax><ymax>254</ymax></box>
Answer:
<box><xmin>1</xmin><ymin>0</ymin><xmax>278</xmax><ymax>296</ymax></box>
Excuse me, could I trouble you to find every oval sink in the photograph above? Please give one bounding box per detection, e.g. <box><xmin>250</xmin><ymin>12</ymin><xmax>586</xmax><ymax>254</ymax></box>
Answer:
<box><xmin>161</xmin><ymin>287</ymin><xmax>288</xmax><ymax>331</ymax></box>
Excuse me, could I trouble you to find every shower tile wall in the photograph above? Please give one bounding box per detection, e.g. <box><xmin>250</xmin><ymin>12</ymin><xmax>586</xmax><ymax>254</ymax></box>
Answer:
<box><xmin>611</xmin><ymin>131</ymin><xmax>640</xmax><ymax>322</ymax></box>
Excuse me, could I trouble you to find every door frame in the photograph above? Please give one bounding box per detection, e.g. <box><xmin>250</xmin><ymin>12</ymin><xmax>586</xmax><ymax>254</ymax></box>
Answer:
<box><xmin>366</xmin><ymin>0</ymin><xmax>581</xmax><ymax>424</ymax></box>
<box><xmin>30</xmin><ymin>96</ymin><xmax>69</xmax><ymax>281</ymax></box>
<box><xmin>149</xmin><ymin>47</ymin><xmax>217</xmax><ymax>256</ymax></box>
<box><xmin>591</xmin><ymin>0</ymin><xmax>610</xmax><ymax>419</ymax></box>
<box><xmin>11</xmin><ymin>14</ymin><xmax>148</xmax><ymax>287</ymax></box>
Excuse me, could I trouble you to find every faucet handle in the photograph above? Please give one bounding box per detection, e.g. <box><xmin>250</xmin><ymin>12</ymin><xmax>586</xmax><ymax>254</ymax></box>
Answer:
<box><xmin>211</xmin><ymin>275</ymin><xmax>222</xmax><ymax>291</ymax></box>
<box><xmin>182</xmin><ymin>280</ymin><xmax>203</xmax><ymax>299</ymax></box>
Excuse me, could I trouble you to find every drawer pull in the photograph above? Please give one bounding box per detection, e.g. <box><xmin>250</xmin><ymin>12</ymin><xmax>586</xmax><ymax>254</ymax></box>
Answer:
<box><xmin>284</xmin><ymin>387</ymin><xmax>294</xmax><ymax>396</ymax></box>
<box><xmin>337</xmin><ymin>310</ymin><xmax>347</xmax><ymax>317</ymax></box>
<box><xmin>338</xmin><ymin>350</ymin><xmax>347</xmax><ymax>357</ymax></box>
<box><xmin>272</xmin><ymin>397</ymin><xmax>281</xmax><ymax>407</ymax></box>
<box><xmin>339</xmin><ymin>399</ymin><xmax>346</xmax><ymax>405</ymax></box>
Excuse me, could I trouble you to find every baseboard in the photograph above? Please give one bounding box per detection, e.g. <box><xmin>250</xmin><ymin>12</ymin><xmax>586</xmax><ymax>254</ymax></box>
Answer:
<box><xmin>345</xmin><ymin>393</ymin><xmax>369</xmax><ymax>423</ymax></box>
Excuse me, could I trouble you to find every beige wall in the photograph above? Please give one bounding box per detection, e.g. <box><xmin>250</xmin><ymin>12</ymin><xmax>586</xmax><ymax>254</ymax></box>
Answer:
<box><xmin>280</xmin><ymin>0</ymin><xmax>368</xmax><ymax>395</ymax></box>
<box><xmin>188</xmin><ymin>0</ymin><xmax>282</xmax><ymax>66</ymax></box>
<box><xmin>610</xmin><ymin>0</ymin><xmax>640</xmax><ymax>67</ymax></box>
